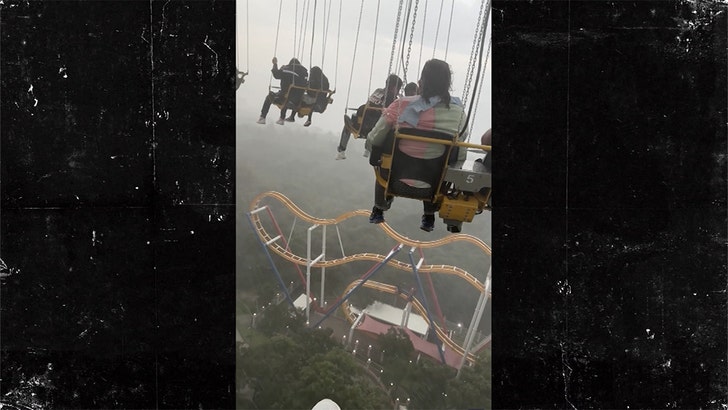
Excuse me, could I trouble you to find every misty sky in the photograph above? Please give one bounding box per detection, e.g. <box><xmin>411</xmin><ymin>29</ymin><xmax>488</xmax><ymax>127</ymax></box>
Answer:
<box><xmin>236</xmin><ymin>0</ymin><xmax>491</xmax><ymax>138</ymax></box>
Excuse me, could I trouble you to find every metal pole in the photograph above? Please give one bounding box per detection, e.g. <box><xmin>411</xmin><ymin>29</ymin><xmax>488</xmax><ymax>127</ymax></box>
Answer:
<box><xmin>313</xmin><ymin>244</ymin><xmax>404</xmax><ymax>328</ymax></box>
<box><xmin>321</xmin><ymin>225</ymin><xmax>327</xmax><ymax>307</ymax></box>
<box><xmin>348</xmin><ymin>309</ymin><xmax>366</xmax><ymax>348</ymax></box>
<box><xmin>457</xmin><ymin>266</ymin><xmax>491</xmax><ymax>377</ymax></box>
<box><xmin>246</xmin><ymin>212</ymin><xmax>295</xmax><ymax>309</ymax></box>
<box><xmin>408</xmin><ymin>247</ymin><xmax>447</xmax><ymax>365</ymax></box>
<box><xmin>306</xmin><ymin>224</ymin><xmax>319</xmax><ymax>325</ymax></box>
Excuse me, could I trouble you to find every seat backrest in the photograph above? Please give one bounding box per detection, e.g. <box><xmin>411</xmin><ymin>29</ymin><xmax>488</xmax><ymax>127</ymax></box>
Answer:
<box><xmin>384</xmin><ymin>127</ymin><xmax>456</xmax><ymax>200</ymax></box>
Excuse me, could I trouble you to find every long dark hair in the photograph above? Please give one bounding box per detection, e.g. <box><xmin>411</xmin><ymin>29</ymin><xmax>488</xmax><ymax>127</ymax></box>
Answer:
<box><xmin>419</xmin><ymin>59</ymin><xmax>451</xmax><ymax>108</ymax></box>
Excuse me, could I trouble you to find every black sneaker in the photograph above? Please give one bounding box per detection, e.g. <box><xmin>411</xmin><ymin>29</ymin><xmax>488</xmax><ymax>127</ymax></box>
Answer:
<box><xmin>420</xmin><ymin>214</ymin><xmax>435</xmax><ymax>232</ymax></box>
<box><xmin>369</xmin><ymin>207</ymin><xmax>385</xmax><ymax>224</ymax></box>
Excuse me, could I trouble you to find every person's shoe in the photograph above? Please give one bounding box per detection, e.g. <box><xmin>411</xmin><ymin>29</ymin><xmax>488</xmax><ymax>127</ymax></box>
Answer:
<box><xmin>285</xmin><ymin>115</ymin><xmax>295</xmax><ymax>122</ymax></box>
<box><xmin>420</xmin><ymin>214</ymin><xmax>435</xmax><ymax>232</ymax></box>
<box><xmin>304</xmin><ymin>120</ymin><xmax>312</xmax><ymax>127</ymax></box>
<box><xmin>336</xmin><ymin>151</ymin><xmax>346</xmax><ymax>160</ymax></box>
<box><xmin>256</xmin><ymin>117</ymin><xmax>266</xmax><ymax>124</ymax></box>
<box><xmin>369</xmin><ymin>207</ymin><xmax>385</xmax><ymax>224</ymax></box>
<box><xmin>276</xmin><ymin>118</ymin><xmax>285</xmax><ymax>125</ymax></box>
<box><xmin>363</xmin><ymin>150</ymin><xmax>370</xmax><ymax>158</ymax></box>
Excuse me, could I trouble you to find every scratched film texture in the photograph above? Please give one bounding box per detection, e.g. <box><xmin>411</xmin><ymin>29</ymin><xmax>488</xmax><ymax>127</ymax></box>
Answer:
<box><xmin>0</xmin><ymin>1</ymin><xmax>236</xmax><ymax>408</ymax></box>
<box><xmin>491</xmin><ymin>1</ymin><xmax>727</xmax><ymax>408</ymax></box>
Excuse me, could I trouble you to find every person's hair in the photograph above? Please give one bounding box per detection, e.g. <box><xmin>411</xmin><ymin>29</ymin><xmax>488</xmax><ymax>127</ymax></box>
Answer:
<box><xmin>310</xmin><ymin>66</ymin><xmax>322</xmax><ymax>77</ymax></box>
<box><xmin>404</xmin><ymin>82</ymin><xmax>418</xmax><ymax>96</ymax></box>
<box><xmin>385</xmin><ymin>74</ymin><xmax>403</xmax><ymax>91</ymax></box>
<box><xmin>289</xmin><ymin>58</ymin><xmax>301</xmax><ymax>66</ymax></box>
<box><xmin>419</xmin><ymin>59</ymin><xmax>451</xmax><ymax>108</ymax></box>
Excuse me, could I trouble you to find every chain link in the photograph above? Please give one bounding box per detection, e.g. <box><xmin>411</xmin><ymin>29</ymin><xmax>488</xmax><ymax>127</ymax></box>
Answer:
<box><xmin>404</xmin><ymin>0</ymin><xmax>419</xmax><ymax>82</ymax></box>
<box><xmin>387</xmin><ymin>0</ymin><xmax>405</xmax><ymax>78</ymax></box>
<box><xmin>461</xmin><ymin>0</ymin><xmax>486</xmax><ymax>107</ymax></box>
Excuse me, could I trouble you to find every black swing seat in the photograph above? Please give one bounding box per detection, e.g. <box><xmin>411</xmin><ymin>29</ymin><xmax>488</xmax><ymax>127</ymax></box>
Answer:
<box><xmin>299</xmin><ymin>89</ymin><xmax>334</xmax><ymax>114</ymax></box>
<box><xmin>344</xmin><ymin>104</ymin><xmax>384</xmax><ymax>138</ymax></box>
<box><xmin>371</xmin><ymin>128</ymin><xmax>492</xmax><ymax>233</ymax></box>
<box><xmin>273</xmin><ymin>84</ymin><xmax>335</xmax><ymax>117</ymax></box>
<box><xmin>375</xmin><ymin>127</ymin><xmax>457</xmax><ymax>201</ymax></box>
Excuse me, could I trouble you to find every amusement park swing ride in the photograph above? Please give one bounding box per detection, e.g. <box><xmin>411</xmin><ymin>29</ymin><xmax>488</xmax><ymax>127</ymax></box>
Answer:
<box><xmin>243</xmin><ymin>0</ymin><xmax>492</xmax><ymax>374</ymax></box>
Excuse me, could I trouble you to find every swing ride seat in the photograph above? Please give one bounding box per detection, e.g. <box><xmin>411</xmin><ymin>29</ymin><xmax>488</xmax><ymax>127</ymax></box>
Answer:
<box><xmin>294</xmin><ymin>88</ymin><xmax>336</xmax><ymax>117</ymax></box>
<box><xmin>272</xmin><ymin>84</ymin><xmax>306</xmax><ymax>110</ymax></box>
<box><xmin>273</xmin><ymin>85</ymin><xmax>335</xmax><ymax>117</ymax></box>
<box><xmin>344</xmin><ymin>104</ymin><xmax>384</xmax><ymax>138</ymax></box>
<box><xmin>373</xmin><ymin>128</ymin><xmax>456</xmax><ymax>202</ymax></box>
<box><xmin>371</xmin><ymin>129</ymin><xmax>492</xmax><ymax>233</ymax></box>
<box><xmin>438</xmin><ymin>144</ymin><xmax>493</xmax><ymax>232</ymax></box>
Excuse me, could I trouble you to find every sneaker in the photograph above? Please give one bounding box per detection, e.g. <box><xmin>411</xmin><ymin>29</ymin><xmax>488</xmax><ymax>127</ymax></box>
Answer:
<box><xmin>285</xmin><ymin>115</ymin><xmax>295</xmax><ymax>122</ymax></box>
<box><xmin>369</xmin><ymin>207</ymin><xmax>385</xmax><ymax>224</ymax></box>
<box><xmin>363</xmin><ymin>150</ymin><xmax>370</xmax><ymax>158</ymax></box>
<box><xmin>256</xmin><ymin>117</ymin><xmax>266</xmax><ymax>124</ymax></box>
<box><xmin>304</xmin><ymin>120</ymin><xmax>312</xmax><ymax>127</ymax></box>
<box><xmin>276</xmin><ymin>118</ymin><xmax>285</xmax><ymax>125</ymax></box>
<box><xmin>336</xmin><ymin>151</ymin><xmax>346</xmax><ymax>160</ymax></box>
<box><xmin>420</xmin><ymin>214</ymin><xmax>435</xmax><ymax>232</ymax></box>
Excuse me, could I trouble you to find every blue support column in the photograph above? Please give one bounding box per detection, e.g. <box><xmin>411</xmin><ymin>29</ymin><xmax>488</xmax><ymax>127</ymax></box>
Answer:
<box><xmin>312</xmin><ymin>244</ymin><xmax>404</xmax><ymax>328</ymax></box>
<box><xmin>247</xmin><ymin>211</ymin><xmax>296</xmax><ymax>309</ymax></box>
<box><xmin>408</xmin><ymin>248</ymin><xmax>447</xmax><ymax>365</ymax></box>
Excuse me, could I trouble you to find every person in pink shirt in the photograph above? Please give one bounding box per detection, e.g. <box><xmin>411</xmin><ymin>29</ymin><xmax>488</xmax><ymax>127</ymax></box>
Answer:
<box><xmin>365</xmin><ymin>59</ymin><xmax>466</xmax><ymax>232</ymax></box>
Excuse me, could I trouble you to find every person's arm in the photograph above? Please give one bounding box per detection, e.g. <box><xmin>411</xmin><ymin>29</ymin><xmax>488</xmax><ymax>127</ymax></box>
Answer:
<box><xmin>456</xmin><ymin>128</ymin><xmax>469</xmax><ymax>163</ymax></box>
<box><xmin>365</xmin><ymin>99</ymin><xmax>402</xmax><ymax>151</ymax></box>
<box><xmin>365</xmin><ymin>115</ymin><xmax>391</xmax><ymax>153</ymax></box>
<box><xmin>270</xmin><ymin>57</ymin><xmax>282</xmax><ymax>79</ymax></box>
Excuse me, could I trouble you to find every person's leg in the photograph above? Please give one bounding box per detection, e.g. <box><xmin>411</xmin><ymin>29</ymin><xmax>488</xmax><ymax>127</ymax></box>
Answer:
<box><xmin>260</xmin><ymin>93</ymin><xmax>274</xmax><ymax>118</ymax></box>
<box><xmin>338</xmin><ymin>114</ymin><xmax>359</xmax><ymax>151</ymax></box>
<box><xmin>420</xmin><ymin>201</ymin><xmax>438</xmax><ymax>232</ymax></box>
<box><xmin>370</xmin><ymin>181</ymin><xmax>392</xmax><ymax>223</ymax></box>
<box><xmin>336</xmin><ymin>122</ymin><xmax>352</xmax><ymax>159</ymax></box>
<box><xmin>305</xmin><ymin>112</ymin><xmax>312</xmax><ymax>127</ymax></box>
<box><xmin>337</xmin><ymin>126</ymin><xmax>351</xmax><ymax>152</ymax></box>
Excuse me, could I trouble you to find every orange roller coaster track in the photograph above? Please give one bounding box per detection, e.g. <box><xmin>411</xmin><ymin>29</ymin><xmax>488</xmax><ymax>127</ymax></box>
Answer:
<box><xmin>340</xmin><ymin>279</ymin><xmax>483</xmax><ymax>364</ymax></box>
<box><xmin>247</xmin><ymin>191</ymin><xmax>491</xmax><ymax>368</ymax></box>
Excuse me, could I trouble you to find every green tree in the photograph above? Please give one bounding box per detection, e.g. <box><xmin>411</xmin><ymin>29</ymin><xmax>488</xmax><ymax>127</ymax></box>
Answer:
<box><xmin>256</xmin><ymin>302</ymin><xmax>304</xmax><ymax>336</ymax></box>
<box><xmin>446</xmin><ymin>351</ymin><xmax>491</xmax><ymax>410</ymax></box>
<box><xmin>378</xmin><ymin>327</ymin><xmax>415</xmax><ymax>385</ymax></box>
<box><xmin>239</xmin><ymin>331</ymin><xmax>391</xmax><ymax>409</ymax></box>
<box><xmin>278</xmin><ymin>349</ymin><xmax>390</xmax><ymax>410</ymax></box>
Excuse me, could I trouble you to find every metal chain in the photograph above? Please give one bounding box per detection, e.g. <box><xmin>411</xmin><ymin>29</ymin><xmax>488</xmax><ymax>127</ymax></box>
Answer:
<box><xmin>344</xmin><ymin>0</ymin><xmax>366</xmax><ymax>111</ymax></box>
<box><xmin>461</xmin><ymin>0</ymin><xmax>486</xmax><ymax>107</ymax></box>
<box><xmin>368</xmin><ymin>0</ymin><xmax>382</xmax><ymax>95</ymax></box>
<box><xmin>468</xmin><ymin>37</ymin><xmax>491</xmax><ymax>141</ymax></box>
<box><xmin>387</xmin><ymin>0</ymin><xmax>405</xmax><ymax>79</ymax></box>
<box><xmin>403</xmin><ymin>0</ymin><xmax>419</xmax><ymax>82</ymax></box>
<box><xmin>416</xmin><ymin>0</ymin><xmax>428</xmax><ymax>76</ymax></box>
<box><xmin>458</xmin><ymin>0</ymin><xmax>488</xmax><ymax>133</ymax></box>
<box><xmin>431</xmin><ymin>0</ymin><xmax>444</xmax><ymax>59</ymax></box>
<box><xmin>443</xmin><ymin>0</ymin><xmax>455</xmax><ymax>60</ymax></box>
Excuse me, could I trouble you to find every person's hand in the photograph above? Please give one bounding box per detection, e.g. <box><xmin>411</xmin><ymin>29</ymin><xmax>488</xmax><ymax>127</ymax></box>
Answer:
<box><xmin>272</xmin><ymin>57</ymin><xmax>278</xmax><ymax>65</ymax></box>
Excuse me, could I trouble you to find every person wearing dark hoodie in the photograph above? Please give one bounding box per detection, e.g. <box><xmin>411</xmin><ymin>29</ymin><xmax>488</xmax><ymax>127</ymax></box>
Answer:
<box><xmin>256</xmin><ymin>57</ymin><xmax>308</xmax><ymax>125</ymax></box>
<box><xmin>286</xmin><ymin>65</ymin><xmax>330</xmax><ymax>126</ymax></box>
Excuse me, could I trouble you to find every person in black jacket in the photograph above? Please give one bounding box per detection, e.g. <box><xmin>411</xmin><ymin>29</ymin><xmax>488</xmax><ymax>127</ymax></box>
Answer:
<box><xmin>286</xmin><ymin>66</ymin><xmax>330</xmax><ymax>126</ymax></box>
<box><xmin>335</xmin><ymin>74</ymin><xmax>403</xmax><ymax>160</ymax></box>
<box><xmin>256</xmin><ymin>57</ymin><xmax>308</xmax><ymax>125</ymax></box>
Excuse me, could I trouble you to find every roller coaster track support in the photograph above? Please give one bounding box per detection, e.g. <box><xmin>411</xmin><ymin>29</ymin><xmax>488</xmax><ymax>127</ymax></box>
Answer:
<box><xmin>312</xmin><ymin>244</ymin><xmax>404</xmax><ymax>329</ymax></box>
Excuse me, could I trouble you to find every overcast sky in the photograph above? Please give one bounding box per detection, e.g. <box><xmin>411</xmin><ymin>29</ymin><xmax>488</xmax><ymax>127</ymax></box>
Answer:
<box><xmin>236</xmin><ymin>0</ymin><xmax>491</xmax><ymax>139</ymax></box>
